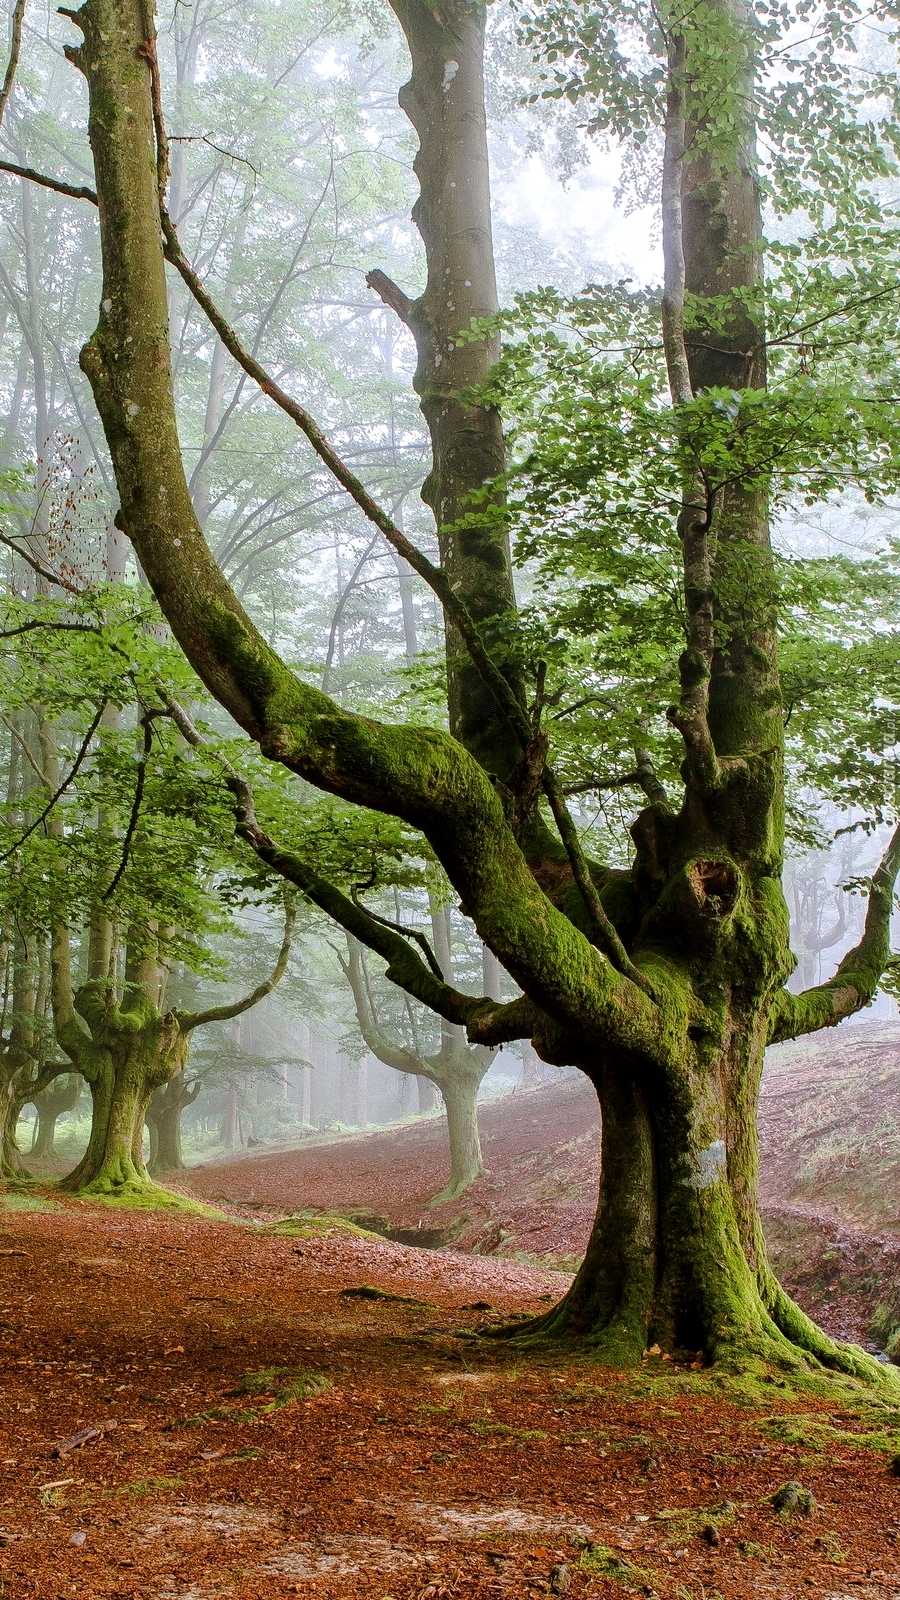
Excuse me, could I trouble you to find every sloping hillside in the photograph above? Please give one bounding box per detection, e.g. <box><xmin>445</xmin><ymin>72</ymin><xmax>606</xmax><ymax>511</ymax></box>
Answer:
<box><xmin>178</xmin><ymin>1032</ymin><xmax>900</xmax><ymax>1347</ymax></box>
<box><xmin>760</xmin><ymin>1022</ymin><xmax>900</xmax><ymax>1232</ymax></box>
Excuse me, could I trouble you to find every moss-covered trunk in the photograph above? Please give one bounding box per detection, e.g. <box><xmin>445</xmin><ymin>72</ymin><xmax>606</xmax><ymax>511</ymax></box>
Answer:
<box><xmin>537</xmin><ymin>1030</ymin><xmax>787</xmax><ymax>1366</ymax></box>
<box><xmin>58</xmin><ymin>978</ymin><xmax>189</xmax><ymax>1194</ymax></box>
<box><xmin>79</xmin><ymin>1060</ymin><xmax>149</xmax><ymax>1193</ymax></box>
<box><xmin>0</xmin><ymin>1088</ymin><xmax>23</xmax><ymax>1179</ymax></box>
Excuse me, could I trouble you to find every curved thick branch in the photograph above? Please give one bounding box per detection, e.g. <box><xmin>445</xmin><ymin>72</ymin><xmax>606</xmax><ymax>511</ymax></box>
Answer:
<box><xmin>768</xmin><ymin>823</ymin><xmax>900</xmax><ymax>1043</ymax></box>
<box><xmin>161</xmin><ymin>696</ymin><xmax>533</xmax><ymax>1046</ymax></box>
<box><xmin>178</xmin><ymin>894</ymin><xmax>295</xmax><ymax>1033</ymax></box>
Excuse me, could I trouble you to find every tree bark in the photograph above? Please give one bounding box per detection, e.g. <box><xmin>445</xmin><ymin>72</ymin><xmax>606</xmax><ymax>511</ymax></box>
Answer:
<box><xmin>65</xmin><ymin>0</ymin><xmax>900</xmax><ymax>1379</ymax></box>
<box><xmin>30</xmin><ymin>1073</ymin><xmax>81</xmax><ymax>1158</ymax></box>
<box><xmin>146</xmin><ymin>1073</ymin><xmax>200</xmax><ymax>1173</ymax></box>
<box><xmin>381</xmin><ymin>0</ymin><xmax>523</xmax><ymax>783</ymax></box>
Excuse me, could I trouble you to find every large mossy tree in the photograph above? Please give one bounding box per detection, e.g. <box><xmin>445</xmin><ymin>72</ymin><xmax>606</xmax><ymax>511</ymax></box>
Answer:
<box><xmin>22</xmin><ymin>0</ymin><xmax>900</xmax><ymax>1370</ymax></box>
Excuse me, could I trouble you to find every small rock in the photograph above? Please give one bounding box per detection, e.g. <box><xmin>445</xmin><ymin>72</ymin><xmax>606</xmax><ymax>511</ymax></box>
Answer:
<box><xmin>549</xmin><ymin>1565</ymin><xmax>571</xmax><ymax>1595</ymax></box>
<box><xmin>772</xmin><ymin>1480</ymin><xmax>815</xmax><ymax>1516</ymax></box>
<box><xmin>701</xmin><ymin>1524</ymin><xmax>720</xmax><ymax>1546</ymax></box>
<box><xmin>69</xmin><ymin>1531</ymin><xmax>86</xmax><ymax>1547</ymax></box>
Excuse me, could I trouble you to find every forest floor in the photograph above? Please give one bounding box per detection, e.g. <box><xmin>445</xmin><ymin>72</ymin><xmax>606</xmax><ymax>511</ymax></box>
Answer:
<box><xmin>177</xmin><ymin>1069</ymin><xmax>900</xmax><ymax>1352</ymax></box>
<box><xmin>3</xmin><ymin>1192</ymin><xmax>900</xmax><ymax>1600</ymax></box>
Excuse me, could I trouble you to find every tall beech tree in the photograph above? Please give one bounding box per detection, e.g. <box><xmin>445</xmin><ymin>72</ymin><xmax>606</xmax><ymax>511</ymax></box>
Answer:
<box><xmin>22</xmin><ymin>0</ymin><xmax>900</xmax><ymax>1373</ymax></box>
<box><xmin>50</xmin><ymin>897</ymin><xmax>294</xmax><ymax>1194</ymax></box>
<box><xmin>341</xmin><ymin>921</ymin><xmax>496</xmax><ymax>1202</ymax></box>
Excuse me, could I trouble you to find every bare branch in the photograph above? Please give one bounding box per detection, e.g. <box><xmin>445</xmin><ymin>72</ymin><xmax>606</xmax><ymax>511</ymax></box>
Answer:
<box><xmin>0</xmin><ymin>158</ymin><xmax>97</xmax><ymax>205</ymax></box>
<box><xmin>2</xmin><ymin>714</ymin><xmax>49</xmax><ymax>785</ymax></box>
<box><xmin>102</xmin><ymin>709</ymin><xmax>159</xmax><ymax>901</ymax></box>
<box><xmin>0</xmin><ymin>0</ymin><xmax>26</xmax><ymax>134</ymax></box>
<box><xmin>180</xmin><ymin>893</ymin><xmax>295</xmax><ymax>1031</ymax></box>
<box><xmin>365</xmin><ymin>268</ymin><xmax>415</xmax><ymax>330</ymax></box>
<box><xmin>0</xmin><ymin>700</ymin><xmax>106</xmax><ymax>864</ymax></box>
<box><xmin>0</xmin><ymin>530</ymin><xmax>85</xmax><ymax>594</ymax></box>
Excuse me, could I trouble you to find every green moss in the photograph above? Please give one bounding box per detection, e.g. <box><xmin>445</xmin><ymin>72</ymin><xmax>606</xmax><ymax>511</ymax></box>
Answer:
<box><xmin>258</xmin><ymin>1210</ymin><xmax>382</xmax><ymax>1240</ymax></box>
<box><xmin>79</xmin><ymin>1184</ymin><xmax>226</xmax><ymax>1219</ymax></box>
<box><xmin>116</xmin><ymin>1476</ymin><xmax>184</xmax><ymax>1498</ymax></box>
<box><xmin>230</xmin><ymin>1366</ymin><xmax>332</xmax><ymax>1410</ymax></box>
<box><xmin>653</xmin><ymin>1499</ymin><xmax>736</xmax><ymax>1540</ymax></box>
<box><xmin>578</xmin><ymin>1542</ymin><xmax>659</xmax><ymax>1588</ymax></box>
<box><xmin>338</xmin><ymin>1284</ymin><xmax>433</xmax><ymax>1305</ymax></box>
<box><xmin>0</xmin><ymin>1191</ymin><xmax>58</xmax><ymax>1212</ymax></box>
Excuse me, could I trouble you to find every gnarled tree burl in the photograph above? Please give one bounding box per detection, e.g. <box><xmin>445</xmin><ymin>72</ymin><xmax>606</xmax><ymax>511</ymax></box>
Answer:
<box><xmin>62</xmin><ymin>0</ymin><xmax>900</xmax><ymax>1371</ymax></box>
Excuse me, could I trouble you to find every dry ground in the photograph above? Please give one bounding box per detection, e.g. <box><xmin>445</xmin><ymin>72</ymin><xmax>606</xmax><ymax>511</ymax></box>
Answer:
<box><xmin>3</xmin><ymin>1196</ymin><xmax>900</xmax><ymax>1599</ymax></box>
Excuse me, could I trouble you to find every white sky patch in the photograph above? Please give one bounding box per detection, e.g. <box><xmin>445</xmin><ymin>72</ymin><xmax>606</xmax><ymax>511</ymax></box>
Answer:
<box><xmin>313</xmin><ymin>45</ymin><xmax>349</xmax><ymax>81</ymax></box>
<box><xmin>494</xmin><ymin>147</ymin><xmax>661</xmax><ymax>282</ymax></box>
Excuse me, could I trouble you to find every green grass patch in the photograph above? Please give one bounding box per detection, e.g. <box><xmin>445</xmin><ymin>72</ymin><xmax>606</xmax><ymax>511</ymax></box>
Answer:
<box><xmin>117</xmin><ymin>1476</ymin><xmax>184</xmax><ymax>1498</ymax></box>
<box><xmin>0</xmin><ymin>1191</ymin><xmax>58</xmax><ymax>1212</ymax></box>
<box><xmin>259</xmin><ymin>1210</ymin><xmax>381</xmax><ymax>1240</ymax></box>
<box><xmin>579</xmin><ymin>1542</ymin><xmax>659</xmax><ymax>1589</ymax></box>
<box><xmin>176</xmin><ymin>1368</ymin><xmax>331</xmax><ymax>1430</ymax></box>
<box><xmin>230</xmin><ymin>1366</ymin><xmax>332</xmax><ymax>1411</ymax></box>
<box><xmin>468</xmin><ymin>1421</ymin><xmax>547</xmax><ymax>1440</ymax></box>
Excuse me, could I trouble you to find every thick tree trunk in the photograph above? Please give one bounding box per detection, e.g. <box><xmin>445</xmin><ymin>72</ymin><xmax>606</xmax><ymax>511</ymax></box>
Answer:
<box><xmin>221</xmin><ymin>1084</ymin><xmax>238</xmax><ymax>1150</ymax></box>
<box><xmin>61</xmin><ymin>1054</ymin><xmax>152</xmax><ymax>1193</ymax></box>
<box><xmin>0</xmin><ymin>1085</ymin><xmax>23</xmax><ymax>1179</ymax></box>
<box><xmin>62</xmin><ymin>1061</ymin><xmax>114</xmax><ymax>1191</ymax></box>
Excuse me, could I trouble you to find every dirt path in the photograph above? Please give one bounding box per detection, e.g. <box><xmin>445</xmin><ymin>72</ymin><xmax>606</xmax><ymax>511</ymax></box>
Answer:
<box><xmin>2</xmin><ymin>1196</ymin><xmax>900</xmax><ymax>1599</ymax></box>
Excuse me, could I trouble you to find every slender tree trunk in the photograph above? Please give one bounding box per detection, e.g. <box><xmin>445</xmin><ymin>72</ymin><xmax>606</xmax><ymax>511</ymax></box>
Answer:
<box><xmin>147</xmin><ymin>1084</ymin><xmax>187</xmax><ymax>1172</ymax></box>
<box><xmin>430</xmin><ymin>1063</ymin><xmax>485</xmax><ymax>1205</ymax></box>
<box><xmin>221</xmin><ymin>1084</ymin><xmax>238</xmax><ymax>1150</ymax></box>
<box><xmin>382</xmin><ymin>0</ymin><xmax>524</xmax><ymax>781</ymax></box>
